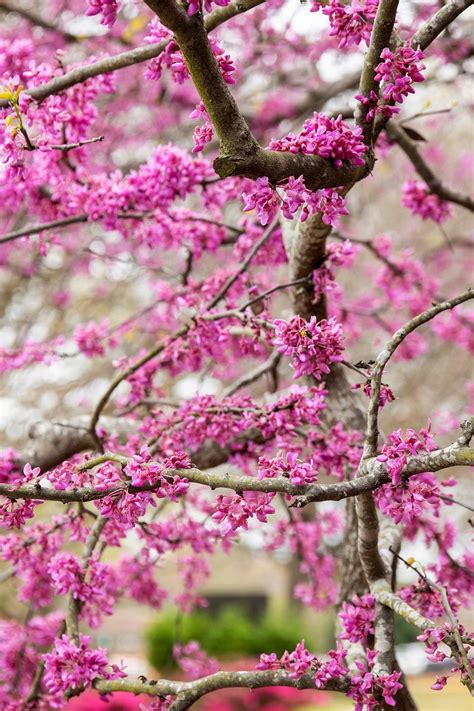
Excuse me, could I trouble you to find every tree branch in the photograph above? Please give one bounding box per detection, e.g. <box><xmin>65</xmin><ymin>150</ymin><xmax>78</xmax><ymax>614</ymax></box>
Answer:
<box><xmin>146</xmin><ymin>0</ymin><xmax>370</xmax><ymax>188</ymax></box>
<box><xmin>355</xmin><ymin>0</ymin><xmax>400</xmax><ymax>139</ymax></box>
<box><xmin>3</xmin><ymin>427</ymin><xmax>471</xmax><ymax>505</ymax></box>
<box><xmin>0</xmin><ymin>0</ymin><xmax>265</xmax><ymax>106</ymax></box>
<box><xmin>364</xmin><ymin>289</ymin><xmax>473</xmax><ymax>456</ymax></box>
<box><xmin>222</xmin><ymin>351</ymin><xmax>281</xmax><ymax>397</ymax></box>
<box><xmin>0</xmin><ymin>0</ymin><xmax>79</xmax><ymax>42</ymax></box>
<box><xmin>94</xmin><ymin>669</ymin><xmax>350</xmax><ymax>709</ymax></box>
<box><xmin>411</xmin><ymin>0</ymin><xmax>473</xmax><ymax>51</ymax></box>
<box><xmin>387</xmin><ymin>122</ymin><xmax>474</xmax><ymax>212</ymax></box>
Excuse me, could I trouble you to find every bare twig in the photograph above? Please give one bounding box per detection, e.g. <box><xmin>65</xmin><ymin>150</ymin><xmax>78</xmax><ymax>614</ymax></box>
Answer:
<box><xmin>0</xmin><ymin>1</ymin><xmax>266</xmax><ymax>106</ymax></box>
<box><xmin>387</xmin><ymin>122</ymin><xmax>474</xmax><ymax>213</ymax></box>
<box><xmin>364</xmin><ymin>290</ymin><xmax>473</xmax><ymax>456</ymax></box>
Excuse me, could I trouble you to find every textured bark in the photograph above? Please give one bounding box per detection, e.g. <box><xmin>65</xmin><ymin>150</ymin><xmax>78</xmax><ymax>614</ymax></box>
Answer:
<box><xmin>95</xmin><ymin>669</ymin><xmax>350</xmax><ymax>710</ymax></box>
<box><xmin>283</xmin><ymin>213</ymin><xmax>370</xmax><ymax>621</ymax></box>
<box><xmin>283</xmin><ymin>214</ymin><xmax>418</xmax><ymax>710</ymax></box>
<box><xmin>7</xmin><ymin>439</ymin><xmax>470</xmax><ymax>504</ymax></box>
<box><xmin>387</xmin><ymin>122</ymin><xmax>474</xmax><ymax>212</ymax></box>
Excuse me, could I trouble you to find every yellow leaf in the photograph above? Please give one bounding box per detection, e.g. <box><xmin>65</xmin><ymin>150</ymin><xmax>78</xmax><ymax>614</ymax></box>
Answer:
<box><xmin>5</xmin><ymin>114</ymin><xmax>18</xmax><ymax>127</ymax></box>
<box><xmin>0</xmin><ymin>89</ymin><xmax>12</xmax><ymax>100</ymax></box>
<box><xmin>405</xmin><ymin>556</ymin><xmax>415</xmax><ymax>566</ymax></box>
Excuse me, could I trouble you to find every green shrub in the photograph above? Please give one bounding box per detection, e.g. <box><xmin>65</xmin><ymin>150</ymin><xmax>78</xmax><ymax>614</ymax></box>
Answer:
<box><xmin>395</xmin><ymin>614</ymin><xmax>420</xmax><ymax>645</ymax></box>
<box><xmin>146</xmin><ymin>606</ymin><xmax>312</xmax><ymax>672</ymax></box>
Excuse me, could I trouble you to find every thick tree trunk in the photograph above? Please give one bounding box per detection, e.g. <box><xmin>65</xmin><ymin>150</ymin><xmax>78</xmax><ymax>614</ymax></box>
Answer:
<box><xmin>284</xmin><ymin>213</ymin><xmax>418</xmax><ymax>710</ymax></box>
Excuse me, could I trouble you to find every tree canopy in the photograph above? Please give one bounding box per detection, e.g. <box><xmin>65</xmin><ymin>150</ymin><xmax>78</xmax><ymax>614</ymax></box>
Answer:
<box><xmin>0</xmin><ymin>0</ymin><xmax>473</xmax><ymax>709</ymax></box>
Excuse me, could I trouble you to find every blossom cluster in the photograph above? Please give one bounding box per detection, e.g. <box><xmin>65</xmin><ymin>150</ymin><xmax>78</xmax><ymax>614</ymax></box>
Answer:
<box><xmin>376</xmin><ymin>424</ymin><xmax>436</xmax><ymax>485</ymax></box>
<box><xmin>312</xmin><ymin>239</ymin><xmax>358</xmax><ymax>298</ymax></box>
<box><xmin>273</xmin><ymin>315</ymin><xmax>344</xmax><ymax>379</ymax></box>
<box><xmin>187</xmin><ymin>0</ymin><xmax>231</xmax><ymax>15</ymax></box>
<box><xmin>43</xmin><ymin>633</ymin><xmax>124</xmax><ymax>697</ymax></box>
<box><xmin>0</xmin><ymin>0</ymin><xmax>471</xmax><ymax>707</ymax></box>
<box><xmin>339</xmin><ymin>593</ymin><xmax>376</xmax><ymax>644</ymax></box>
<box><xmin>74</xmin><ymin>320</ymin><xmax>114</xmax><ymax>358</ymax></box>
<box><xmin>418</xmin><ymin>623</ymin><xmax>473</xmax><ymax>692</ymax></box>
<box><xmin>144</xmin><ymin>20</ymin><xmax>235</xmax><ymax>88</ymax></box>
<box><xmin>47</xmin><ymin>553</ymin><xmax>117</xmax><ymax>627</ymax></box>
<box><xmin>241</xmin><ymin>113</ymin><xmax>368</xmax><ymax>227</ymax></box>
<box><xmin>256</xmin><ymin>641</ymin><xmax>316</xmax><ymax>678</ymax></box>
<box><xmin>311</xmin><ymin>0</ymin><xmax>379</xmax><ymax>48</ymax></box>
<box><xmin>357</xmin><ymin>45</ymin><xmax>426</xmax><ymax>123</ymax></box>
<box><xmin>86</xmin><ymin>0</ymin><xmax>120</xmax><ymax>28</ymax></box>
<box><xmin>173</xmin><ymin>641</ymin><xmax>219</xmax><ymax>679</ymax></box>
<box><xmin>258</xmin><ymin>451</ymin><xmax>318</xmax><ymax>486</ymax></box>
<box><xmin>269</xmin><ymin>113</ymin><xmax>366</xmax><ymax>167</ymax></box>
<box><xmin>257</xmin><ymin>641</ymin><xmax>402</xmax><ymax>706</ymax></box>
<box><xmin>348</xmin><ymin>664</ymin><xmax>403</xmax><ymax>709</ymax></box>
<box><xmin>375</xmin><ymin>46</ymin><xmax>426</xmax><ymax>106</ymax></box>
<box><xmin>374</xmin><ymin>472</ymin><xmax>442</xmax><ymax>526</ymax></box>
<box><xmin>402</xmin><ymin>180</ymin><xmax>452</xmax><ymax>223</ymax></box>
<box><xmin>353</xmin><ymin>380</ymin><xmax>395</xmax><ymax>409</ymax></box>
<box><xmin>267</xmin><ymin>512</ymin><xmax>342</xmax><ymax>610</ymax></box>
<box><xmin>212</xmin><ymin>491</ymin><xmax>276</xmax><ymax>536</ymax></box>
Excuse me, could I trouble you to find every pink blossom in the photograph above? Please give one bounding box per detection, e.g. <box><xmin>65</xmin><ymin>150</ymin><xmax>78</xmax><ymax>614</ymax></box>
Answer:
<box><xmin>74</xmin><ymin>320</ymin><xmax>112</xmax><ymax>358</ymax></box>
<box><xmin>376</xmin><ymin>424</ymin><xmax>437</xmax><ymax>485</ymax></box>
<box><xmin>281</xmin><ymin>640</ymin><xmax>316</xmax><ymax>679</ymax></box>
<box><xmin>375</xmin><ymin>46</ymin><xmax>425</xmax><ymax>106</ymax></box>
<box><xmin>269</xmin><ymin>113</ymin><xmax>366</xmax><ymax>167</ymax></box>
<box><xmin>192</xmin><ymin>123</ymin><xmax>214</xmax><ymax>153</ymax></box>
<box><xmin>173</xmin><ymin>641</ymin><xmax>219</xmax><ymax>679</ymax></box>
<box><xmin>402</xmin><ymin>180</ymin><xmax>452</xmax><ymax>223</ymax></box>
<box><xmin>353</xmin><ymin>380</ymin><xmax>395</xmax><ymax>408</ymax></box>
<box><xmin>242</xmin><ymin>176</ymin><xmax>279</xmax><ymax>225</ymax></box>
<box><xmin>187</xmin><ymin>0</ymin><xmax>231</xmax><ymax>15</ymax></box>
<box><xmin>0</xmin><ymin>498</ymin><xmax>38</xmax><ymax>528</ymax></box>
<box><xmin>86</xmin><ymin>0</ymin><xmax>120</xmax><ymax>28</ymax></box>
<box><xmin>273</xmin><ymin>315</ymin><xmax>344</xmax><ymax>379</ymax></box>
<box><xmin>339</xmin><ymin>593</ymin><xmax>375</xmax><ymax>644</ymax></box>
<box><xmin>374</xmin><ymin>473</ymin><xmax>441</xmax><ymax>525</ymax></box>
<box><xmin>256</xmin><ymin>652</ymin><xmax>279</xmax><ymax>670</ymax></box>
<box><xmin>312</xmin><ymin>0</ymin><xmax>379</xmax><ymax>48</ymax></box>
<box><xmin>258</xmin><ymin>451</ymin><xmax>318</xmax><ymax>486</ymax></box>
<box><xmin>43</xmin><ymin>633</ymin><xmax>124</xmax><ymax>695</ymax></box>
<box><xmin>212</xmin><ymin>491</ymin><xmax>276</xmax><ymax>535</ymax></box>
<box><xmin>47</xmin><ymin>553</ymin><xmax>117</xmax><ymax>626</ymax></box>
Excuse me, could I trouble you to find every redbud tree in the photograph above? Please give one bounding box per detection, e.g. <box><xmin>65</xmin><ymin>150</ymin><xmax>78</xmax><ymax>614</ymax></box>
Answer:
<box><xmin>0</xmin><ymin>0</ymin><xmax>473</xmax><ymax>709</ymax></box>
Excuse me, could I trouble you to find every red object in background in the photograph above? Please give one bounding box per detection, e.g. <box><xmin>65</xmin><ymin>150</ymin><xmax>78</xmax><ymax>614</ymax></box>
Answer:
<box><xmin>64</xmin><ymin>686</ymin><xmax>329</xmax><ymax>710</ymax></box>
<box><xmin>66</xmin><ymin>690</ymin><xmax>149</xmax><ymax>710</ymax></box>
<box><xmin>200</xmin><ymin>685</ymin><xmax>330</xmax><ymax>710</ymax></box>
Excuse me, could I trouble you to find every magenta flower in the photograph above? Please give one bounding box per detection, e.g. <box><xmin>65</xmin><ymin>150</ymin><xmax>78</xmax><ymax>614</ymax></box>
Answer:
<box><xmin>339</xmin><ymin>593</ymin><xmax>376</xmax><ymax>644</ymax></box>
<box><xmin>44</xmin><ymin>633</ymin><xmax>124</xmax><ymax>695</ymax></box>
<box><xmin>273</xmin><ymin>315</ymin><xmax>344</xmax><ymax>379</ymax></box>
<box><xmin>85</xmin><ymin>0</ymin><xmax>120</xmax><ymax>28</ymax></box>
<box><xmin>242</xmin><ymin>177</ymin><xmax>279</xmax><ymax>225</ymax></box>
<box><xmin>375</xmin><ymin>46</ymin><xmax>425</xmax><ymax>106</ymax></box>
<box><xmin>258</xmin><ymin>451</ymin><xmax>318</xmax><ymax>486</ymax></box>
<box><xmin>269</xmin><ymin>113</ymin><xmax>366</xmax><ymax>167</ymax></box>
<box><xmin>192</xmin><ymin>123</ymin><xmax>214</xmax><ymax>153</ymax></box>
<box><xmin>402</xmin><ymin>180</ymin><xmax>452</xmax><ymax>223</ymax></box>
<box><xmin>312</xmin><ymin>0</ymin><xmax>379</xmax><ymax>48</ymax></box>
<box><xmin>281</xmin><ymin>640</ymin><xmax>316</xmax><ymax>679</ymax></box>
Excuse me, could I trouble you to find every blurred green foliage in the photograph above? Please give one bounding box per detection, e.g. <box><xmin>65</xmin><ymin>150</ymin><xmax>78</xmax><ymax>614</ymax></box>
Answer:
<box><xmin>395</xmin><ymin>614</ymin><xmax>420</xmax><ymax>644</ymax></box>
<box><xmin>146</xmin><ymin>606</ymin><xmax>313</xmax><ymax>671</ymax></box>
